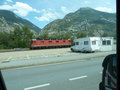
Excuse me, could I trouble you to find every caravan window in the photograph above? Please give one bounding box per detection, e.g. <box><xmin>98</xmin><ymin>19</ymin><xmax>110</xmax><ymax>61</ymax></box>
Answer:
<box><xmin>107</xmin><ymin>40</ymin><xmax>111</xmax><ymax>45</ymax></box>
<box><xmin>102</xmin><ymin>40</ymin><xmax>111</xmax><ymax>45</ymax></box>
<box><xmin>84</xmin><ymin>41</ymin><xmax>89</xmax><ymax>45</ymax></box>
<box><xmin>92</xmin><ymin>41</ymin><xmax>96</xmax><ymax>45</ymax></box>
<box><xmin>75</xmin><ymin>42</ymin><xmax>79</xmax><ymax>45</ymax></box>
<box><xmin>113</xmin><ymin>40</ymin><xmax>116</xmax><ymax>45</ymax></box>
<box><xmin>102</xmin><ymin>40</ymin><xmax>106</xmax><ymax>45</ymax></box>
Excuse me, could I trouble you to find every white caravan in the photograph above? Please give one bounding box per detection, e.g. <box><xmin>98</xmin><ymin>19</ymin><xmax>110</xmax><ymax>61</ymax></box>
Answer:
<box><xmin>71</xmin><ymin>37</ymin><xmax>114</xmax><ymax>52</ymax></box>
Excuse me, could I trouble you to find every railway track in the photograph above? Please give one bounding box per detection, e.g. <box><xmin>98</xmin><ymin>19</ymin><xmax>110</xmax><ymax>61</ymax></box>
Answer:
<box><xmin>0</xmin><ymin>47</ymin><xmax>70</xmax><ymax>53</ymax></box>
<box><xmin>0</xmin><ymin>48</ymin><xmax>30</xmax><ymax>53</ymax></box>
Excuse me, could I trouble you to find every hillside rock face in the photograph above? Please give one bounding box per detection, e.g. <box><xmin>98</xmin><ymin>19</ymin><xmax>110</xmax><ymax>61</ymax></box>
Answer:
<box><xmin>0</xmin><ymin>10</ymin><xmax>41</xmax><ymax>33</ymax></box>
<box><xmin>40</xmin><ymin>7</ymin><xmax>116</xmax><ymax>38</ymax></box>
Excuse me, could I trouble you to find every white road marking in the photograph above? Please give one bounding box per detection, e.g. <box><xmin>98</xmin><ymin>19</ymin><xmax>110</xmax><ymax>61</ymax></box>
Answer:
<box><xmin>100</xmin><ymin>72</ymin><xmax>102</xmax><ymax>74</ymax></box>
<box><xmin>2</xmin><ymin>56</ymin><xmax>13</xmax><ymax>62</ymax></box>
<box><xmin>7</xmin><ymin>56</ymin><xmax>13</xmax><ymax>60</ymax></box>
<box><xmin>26</xmin><ymin>55</ymin><xmax>30</xmax><ymax>59</ymax></box>
<box><xmin>24</xmin><ymin>83</ymin><xmax>50</xmax><ymax>90</ymax></box>
<box><xmin>69</xmin><ymin>75</ymin><xmax>87</xmax><ymax>81</ymax></box>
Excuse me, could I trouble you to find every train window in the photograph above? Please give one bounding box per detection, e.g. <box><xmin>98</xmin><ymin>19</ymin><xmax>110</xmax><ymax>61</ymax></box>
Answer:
<box><xmin>49</xmin><ymin>41</ymin><xmax>52</xmax><ymax>43</ymax></box>
<box><xmin>33</xmin><ymin>41</ymin><xmax>36</xmax><ymax>43</ymax></box>
<box><xmin>56</xmin><ymin>41</ymin><xmax>59</xmax><ymax>43</ymax></box>
<box><xmin>40</xmin><ymin>41</ymin><xmax>44</xmax><ymax>43</ymax></box>
<box><xmin>63</xmin><ymin>41</ymin><xmax>66</xmax><ymax>42</ymax></box>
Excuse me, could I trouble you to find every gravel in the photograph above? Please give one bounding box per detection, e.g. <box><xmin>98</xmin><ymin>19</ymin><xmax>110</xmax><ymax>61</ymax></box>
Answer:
<box><xmin>0</xmin><ymin>48</ymin><xmax>116</xmax><ymax>69</ymax></box>
<box><xmin>0</xmin><ymin>48</ymin><xmax>74</xmax><ymax>61</ymax></box>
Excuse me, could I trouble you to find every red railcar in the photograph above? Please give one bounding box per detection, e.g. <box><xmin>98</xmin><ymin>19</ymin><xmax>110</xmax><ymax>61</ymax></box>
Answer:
<box><xmin>30</xmin><ymin>39</ymin><xmax>72</xmax><ymax>49</ymax></box>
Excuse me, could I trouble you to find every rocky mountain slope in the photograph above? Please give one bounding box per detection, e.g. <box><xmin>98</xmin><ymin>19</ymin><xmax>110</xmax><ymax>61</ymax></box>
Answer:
<box><xmin>0</xmin><ymin>10</ymin><xmax>41</xmax><ymax>33</ymax></box>
<box><xmin>40</xmin><ymin>7</ymin><xmax>116</xmax><ymax>38</ymax></box>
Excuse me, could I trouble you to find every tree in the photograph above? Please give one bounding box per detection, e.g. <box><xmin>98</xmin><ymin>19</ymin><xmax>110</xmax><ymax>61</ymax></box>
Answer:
<box><xmin>102</xmin><ymin>32</ymin><xmax>108</xmax><ymax>37</ymax></box>
<box><xmin>0</xmin><ymin>25</ymin><xmax>34</xmax><ymax>49</ymax></box>
<box><xmin>22</xmin><ymin>25</ymin><xmax>33</xmax><ymax>40</ymax></box>
<box><xmin>0</xmin><ymin>32</ymin><xmax>10</xmax><ymax>49</ymax></box>
<box><xmin>39</xmin><ymin>32</ymin><xmax>49</xmax><ymax>39</ymax></box>
<box><xmin>76</xmin><ymin>32</ymin><xmax>87</xmax><ymax>38</ymax></box>
<box><xmin>9</xmin><ymin>25</ymin><xmax>34</xmax><ymax>48</ymax></box>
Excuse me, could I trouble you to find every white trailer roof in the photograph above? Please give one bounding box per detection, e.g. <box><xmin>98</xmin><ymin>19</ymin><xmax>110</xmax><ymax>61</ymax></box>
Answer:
<box><xmin>75</xmin><ymin>37</ymin><xmax>113</xmax><ymax>41</ymax></box>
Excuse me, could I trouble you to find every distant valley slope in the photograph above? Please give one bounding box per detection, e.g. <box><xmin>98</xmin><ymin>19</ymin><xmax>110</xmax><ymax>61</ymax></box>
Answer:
<box><xmin>0</xmin><ymin>10</ymin><xmax>41</xmax><ymax>33</ymax></box>
<box><xmin>40</xmin><ymin>7</ymin><xmax>116</xmax><ymax>38</ymax></box>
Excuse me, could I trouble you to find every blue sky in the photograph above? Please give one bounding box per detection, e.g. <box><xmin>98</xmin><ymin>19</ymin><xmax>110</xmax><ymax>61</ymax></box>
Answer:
<box><xmin>0</xmin><ymin>0</ymin><xmax>116</xmax><ymax>29</ymax></box>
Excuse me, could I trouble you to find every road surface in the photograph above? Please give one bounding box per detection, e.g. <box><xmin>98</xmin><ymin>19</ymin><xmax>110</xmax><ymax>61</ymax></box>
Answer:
<box><xmin>0</xmin><ymin>50</ymin><xmax>115</xmax><ymax>69</ymax></box>
<box><xmin>1</xmin><ymin>57</ymin><xmax>104</xmax><ymax>90</ymax></box>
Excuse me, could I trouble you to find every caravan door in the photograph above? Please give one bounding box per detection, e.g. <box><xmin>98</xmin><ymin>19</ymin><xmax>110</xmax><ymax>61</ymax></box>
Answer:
<box><xmin>91</xmin><ymin>40</ymin><xmax>100</xmax><ymax>51</ymax></box>
<box><xmin>75</xmin><ymin>41</ymin><xmax>81</xmax><ymax>51</ymax></box>
<box><xmin>71</xmin><ymin>41</ymin><xmax>81</xmax><ymax>52</ymax></box>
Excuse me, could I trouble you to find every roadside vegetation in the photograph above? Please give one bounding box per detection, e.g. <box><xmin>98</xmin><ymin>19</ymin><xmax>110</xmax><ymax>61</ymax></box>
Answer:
<box><xmin>0</xmin><ymin>25</ymin><xmax>34</xmax><ymax>49</ymax></box>
<box><xmin>0</xmin><ymin>25</ymin><xmax>115</xmax><ymax>49</ymax></box>
<box><xmin>0</xmin><ymin>25</ymin><xmax>88</xmax><ymax>49</ymax></box>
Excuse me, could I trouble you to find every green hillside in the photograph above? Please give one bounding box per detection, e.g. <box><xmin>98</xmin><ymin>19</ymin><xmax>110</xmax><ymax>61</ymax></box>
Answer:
<box><xmin>0</xmin><ymin>10</ymin><xmax>41</xmax><ymax>33</ymax></box>
<box><xmin>40</xmin><ymin>7</ymin><xmax>116</xmax><ymax>39</ymax></box>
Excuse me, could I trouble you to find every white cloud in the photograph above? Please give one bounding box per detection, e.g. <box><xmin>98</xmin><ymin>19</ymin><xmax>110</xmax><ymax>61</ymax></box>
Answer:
<box><xmin>35</xmin><ymin>7</ymin><xmax>72</xmax><ymax>22</ymax></box>
<box><xmin>13</xmin><ymin>2</ymin><xmax>40</xmax><ymax>16</ymax></box>
<box><xmin>7</xmin><ymin>0</ymin><xmax>13</xmax><ymax>3</ymax></box>
<box><xmin>61</xmin><ymin>6</ymin><xmax>71</xmax><ymax>14</ymax></box>
<box><xmin>0</xmin><ymin>2</ymin><xmax>40</xmax><ymax>16</ymax></box>
<box><xmin>4</xmin><ymin>0</ymin><xmax>13</xmax><ymax>5</ymax></box>
<box><xmin>105</xmin><ymin>2</ymin><xmax>111</xmax><ymax>5</ymax></box>
<box><xmin>35</xmin><ymin>9</ymin><xmax>62</xmax><ymax>21</ymax></box>
<box><xmin>84</xmin><ymin>1</ymin><xmax>90</xmax><ymax>4</ymax></box>
<box><xmin>95</xmin><ymin>7</ymin><xmax>114</xmax><ymax>13</ymax></box>
<box><xmin>35</xmin><ymin>16</ymin><xmax>49</xmax><ymax>21</ymax></box>
<box><xmin>0</xmin><ymin>4</ymin><xmax>13</xmax><ymax>10</ymax></box>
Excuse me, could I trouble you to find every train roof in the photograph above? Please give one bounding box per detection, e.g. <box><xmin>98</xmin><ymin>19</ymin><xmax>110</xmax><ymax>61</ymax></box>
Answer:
<box><xmin>32</xmin><ymin>38</ymin><xmax>71</xmax><ymax>40</ymax></box>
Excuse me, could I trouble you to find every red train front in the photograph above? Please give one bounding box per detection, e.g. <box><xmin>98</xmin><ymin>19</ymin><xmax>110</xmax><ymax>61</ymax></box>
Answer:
<box><xmin>30</xmin><ymin>39</ymin><xmax>72</xmax><ymax>49</ymax></box>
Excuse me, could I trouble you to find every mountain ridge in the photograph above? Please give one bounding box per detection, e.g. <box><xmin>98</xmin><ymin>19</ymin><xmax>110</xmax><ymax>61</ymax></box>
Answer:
<box><xmin>40</xmin><ymin>7</ymin><xmax>116</xmax><ymax>39</ymax></box>
<box><xmin>0</xmin><ymin>10</ymin><xmax>41</xmax><ymax>33</ymax></box>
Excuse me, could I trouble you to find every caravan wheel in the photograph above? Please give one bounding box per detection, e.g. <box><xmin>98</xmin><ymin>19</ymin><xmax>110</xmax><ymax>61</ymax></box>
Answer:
<box><xmin>71</xmin><ymin>48</ymin><xmax>75</xmax><ymax>52</ymax></box>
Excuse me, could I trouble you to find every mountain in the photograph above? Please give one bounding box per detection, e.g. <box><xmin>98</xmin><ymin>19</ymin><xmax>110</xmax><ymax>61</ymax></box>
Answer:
<box><xmin>0</xmin><ymin>10</ymin><xmax>41</xmax><ymax>33</ymax></box>
<box><xmin>40</xmin><ymin>7</ymin><xmax>116</xmax><ymax>38</ymax></box>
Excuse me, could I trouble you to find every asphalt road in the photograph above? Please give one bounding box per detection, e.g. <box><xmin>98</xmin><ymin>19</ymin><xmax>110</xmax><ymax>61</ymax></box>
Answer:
<box><xmin>0</xmin><ymin>51</ymin><xmax>115</xmax><ymax>69</ymax></box>
<box><xmin>1</xmin><ymin>57</ymin><xmax>104</xmax><ymax>90</ymax></box>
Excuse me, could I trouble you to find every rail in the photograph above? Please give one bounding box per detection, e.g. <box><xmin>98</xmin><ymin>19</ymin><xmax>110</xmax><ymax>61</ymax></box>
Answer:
<box><xmin>0</xmin><ymin>48</ymin><xmax>30</xmax><ymax>53</ymax></box>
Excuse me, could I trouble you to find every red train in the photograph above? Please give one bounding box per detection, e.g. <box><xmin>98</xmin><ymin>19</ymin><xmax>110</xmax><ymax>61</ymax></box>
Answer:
<box><xmin>30</xmin><ymin>39</ymin><xmax>72</xmax><ymax>49</ymax></box>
